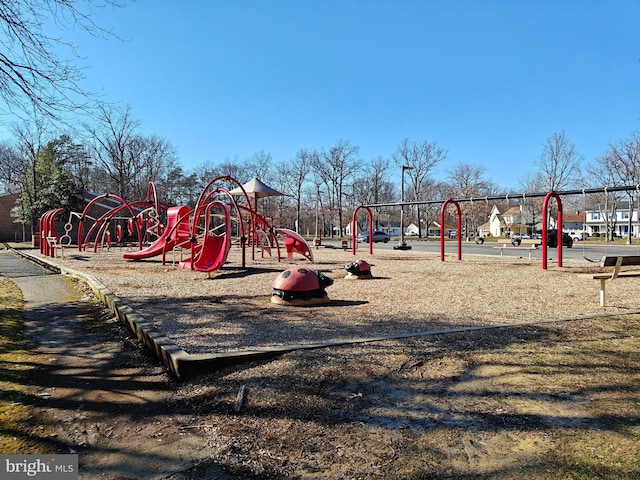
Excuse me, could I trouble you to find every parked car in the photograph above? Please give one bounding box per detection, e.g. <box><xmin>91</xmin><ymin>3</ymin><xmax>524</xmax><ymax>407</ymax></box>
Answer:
<box><xmin>546</xmin><ymin>229</ymin><xmax>573</xmax><ymax>248</ymax></box>
<box><xmin>565</xmin><ymin>230</ymin><xmax>588</xmax><ymax>242</ymax></box>
<box><xmin>357</xmin><ymin>231</ymin><xmax>390</xmax><ymax>243</ymax></box>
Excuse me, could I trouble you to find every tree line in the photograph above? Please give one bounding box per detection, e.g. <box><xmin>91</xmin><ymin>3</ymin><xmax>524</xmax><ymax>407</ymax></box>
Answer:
<box><xmin>3</xmin><ymin>104</ymin><xmax>639</xmax><ymax>241</ymax></box>
<box><xmin>1</xmin><ymin>1</ymin><xmax>639</xmax><ymax>241</ymax></box>
<box><xmin>0</xmin><ymin>104</ymin><xmax>458</xmax><ymax>237</ymax></box>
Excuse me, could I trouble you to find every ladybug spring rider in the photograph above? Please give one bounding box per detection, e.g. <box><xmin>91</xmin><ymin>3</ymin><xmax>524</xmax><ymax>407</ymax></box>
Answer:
<box><xmin>344</xmin><ymin>259</ymin><xmax>372</xmax><ymax>279</ymax></box>
<box><xmin>271</xmin><ymin>268</ymin><xmax>334</xmax><ymax>306</ymax></box>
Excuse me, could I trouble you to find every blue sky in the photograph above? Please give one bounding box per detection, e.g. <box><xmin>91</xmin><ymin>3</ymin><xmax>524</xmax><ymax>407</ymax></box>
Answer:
<box><xmin>6</xmin><ymin>1</ymin><xmax>640</xmax><ymax>190</ymax></box>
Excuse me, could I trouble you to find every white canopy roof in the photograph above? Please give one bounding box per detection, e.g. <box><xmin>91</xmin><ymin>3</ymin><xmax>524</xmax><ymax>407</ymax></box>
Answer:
<box><xmin>229</xmin><ymin>177</ymin><xmax>286</xmax><ymax>198</ymax></box>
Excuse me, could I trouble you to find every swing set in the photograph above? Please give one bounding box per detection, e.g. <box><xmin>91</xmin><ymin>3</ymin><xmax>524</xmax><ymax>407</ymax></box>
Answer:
<box><xmin>351</xmin><ymin>184</ymin><xmax>640</xmax><ymax>270</ymax></box>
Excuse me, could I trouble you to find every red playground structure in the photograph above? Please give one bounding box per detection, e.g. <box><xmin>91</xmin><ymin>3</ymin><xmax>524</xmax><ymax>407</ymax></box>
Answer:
<box><xmin>123</xmin><ymin>205</ymin><xmax>191</xmax><ymax>260</ymax></box>
<box><xmin>38</xmin><ymin>177</ymin><xmax>314</xmax><ymax>274</ymax></box>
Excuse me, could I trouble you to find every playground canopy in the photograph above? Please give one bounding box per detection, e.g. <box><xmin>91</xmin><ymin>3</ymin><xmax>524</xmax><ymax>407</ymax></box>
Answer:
<box><xmin>229</xmin><ymin>177</ymin><xmax>286</xmax><ymax>211</ymax></box>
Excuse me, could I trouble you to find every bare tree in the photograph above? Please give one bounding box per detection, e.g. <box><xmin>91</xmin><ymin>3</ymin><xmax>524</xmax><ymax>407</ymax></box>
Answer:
<box><xmin>536</xmin><ymin>130</ymin><xmax>583</xmax><ymax>191</ymax></box>
<box><xmin>313</xmin><ymin>139</ymin><xmax>360</xmax><ymax>237</ymax></box>
<box><xmin>597</xmin><ymin>132</ymin><xmax>640</xmax><ymax>242</ymax></box>
<box><xmin>279</xmin><ymin>149</ymin><xmax>312</xmax><ymax>233</ymax></box>
<box><xmin>86</xmin><ymin>105</ymin><xmax>140</xmax><ymax>198</ymax></box>
<box><xmin>0</xmin><ymin>140</ymin><xmax>22</xmax><ymax>192</ymax></box>
<box><xmin>307</xmin><ymin>166</ymin><xmax>329</xmax><ymax>238</ymax></box>
<box><xmin>0</xmin><ymin>0</ymin><xmax>121</xmax><ymax>121</ymax></box>
<box><xmin>352</xmin><ymin>156</ymin><xmax>395</xmax><ymax>231</ymax></box>
<box><xmin>517</xmin><ymin>171</ymin><xmax>547</xmax><ymax>233</ymax></box>
<box><xmin>587</xmin><ymin>160</ymin><xmax>620</xmax><ymax>241</ymax></box>
<box><xmin>393</xmin><ymin>138</ymin><xmax>447</xmax><ymax>237</ymax></box>
<box><xmin>446</xmin><ymin>162</ymin><xmax>494</xmax><ymax>237</ymax></box>
<box><xmin>130</xmin><ymin>133</ymin><xmax>177</xmax><ymax>200</ymax></box>
<box><xmin>87</xmin><ymin>105</ymin><xmax>175</xmax><ymax>200</ymax></box>
<box><xmin>246</xmin><ymin>150</ymin><xmax>275</xmax><ymax>183</ymax></box>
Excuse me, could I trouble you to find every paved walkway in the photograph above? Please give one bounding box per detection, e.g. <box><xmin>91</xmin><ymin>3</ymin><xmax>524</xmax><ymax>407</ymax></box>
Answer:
<box><xmin>0</xmin><ymin>249</ymin><xmax>96</xmax><ymax>357</ymax></box>
<box><xmin>0</xmin><ymin>249</ymin><xmax>230</xmax><ymax>479</ymax></box>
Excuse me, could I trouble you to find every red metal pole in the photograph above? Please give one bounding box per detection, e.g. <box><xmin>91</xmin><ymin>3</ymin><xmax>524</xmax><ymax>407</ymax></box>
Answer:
<box><xmin>440</xmin><ymin>199</ymin><xmax>462</xmax><ymax>261</ymax></box>
<box><xmin>351</xmin><ymin>206</ymin><xmax>373</xmax><ymax>255</ymax></box>
<box><xmin>542</xmin><ymin>192</ymin><xmax>564</xmax><ymax>270</ymax></box>
<box><xmin>542</xmin><ymin>194</ymin><xmax>550</xmax><ymax>270</ymax></box>
<box><xmin>456</xmin><ymin>207</ymin><xmax>462</xmax><ymax>261</ymax></box>
<box><xmin>439</xmin><ymin>202</ymin><xmax>447</xmax><ymax>261</ymax></box>
<box><xmin>556</xmin><ymin>197</ymin><xmax>563</xmax><ymax>268</ymax></box>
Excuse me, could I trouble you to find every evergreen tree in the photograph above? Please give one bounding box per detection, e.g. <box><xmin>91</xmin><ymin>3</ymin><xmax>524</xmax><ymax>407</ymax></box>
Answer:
<box><xmin>11</xmin><ymin>136</ymin><xmax>83</xmax><ymax>231</ymax></box>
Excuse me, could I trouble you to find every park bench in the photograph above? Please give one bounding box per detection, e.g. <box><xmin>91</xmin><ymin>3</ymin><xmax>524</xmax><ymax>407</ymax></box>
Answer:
<box><xmin>590</xmin><ymin>255</ymin><xmax>640</xmax><ymax>307</ymax></box>
<box><xmin>46</xmin><ymin>236</ymin><xmax>64</xmax><ymax>258</ymax></box>
<box><xmin>510</xmin><ymin>238</ymin><xmax>542</xmax><ymax>247</ymax></box>
<box><xmin>518</xmin><ymin>238</ymin><xmax>542</xmax><ymax>247</ymax></box>
<box><xmin>493</xmin><ymin>241</ymin><xmax>540</xmax><ymax>259</ymax></box>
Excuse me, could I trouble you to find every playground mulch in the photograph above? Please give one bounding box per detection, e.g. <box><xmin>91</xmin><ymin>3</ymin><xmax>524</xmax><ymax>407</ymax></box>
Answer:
<box><xmin>18</xmin><ymin>246</ymin><xmax>640</xmax><ymax>478</ymax></box>
<box><xmin>43</xmin><ymin>244</ymin><xmax>635</xmax><ymax>355</ymax></box>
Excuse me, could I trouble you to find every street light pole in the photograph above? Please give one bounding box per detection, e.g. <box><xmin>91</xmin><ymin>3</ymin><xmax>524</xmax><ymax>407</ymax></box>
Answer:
<box><xmin>394</xmin><ymin>165</ymin><xmax>414</xmax><ymax>250</ymax></box>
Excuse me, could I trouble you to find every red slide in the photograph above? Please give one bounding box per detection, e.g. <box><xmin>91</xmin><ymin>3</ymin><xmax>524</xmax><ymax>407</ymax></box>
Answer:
<box><xmin>181</xmin><ymin>233</ymin><xmax>230</xmax><ymax>272</ymax></box>
<box><xmin>179</xmin><ymin>201</ymin><xmax>231</xmax><ymax>273</ymax></box>
<box><xmin>123</xmin><ymin>205</ymin><xmax>191</xmax><ymax>260</ymax></box>
<box><xmin>276</xmin><ymin>228</ymin><xmax>314</xmax><ymax>262</ymax></box>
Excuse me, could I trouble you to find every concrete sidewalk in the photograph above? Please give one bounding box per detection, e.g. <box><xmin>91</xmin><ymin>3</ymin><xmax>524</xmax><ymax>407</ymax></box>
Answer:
<box><xmin>0</xmin><ymin>249</ymin><xmax>92</xmax><ymax>355</ymax></box>
<box><xmin>0</xmin><ymin>249</ymin><xmax>221</xmax><ymax>479</ymax></box>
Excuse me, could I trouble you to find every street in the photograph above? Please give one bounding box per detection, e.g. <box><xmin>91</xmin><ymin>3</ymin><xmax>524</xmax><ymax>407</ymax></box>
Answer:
<box><xmin>321</xmin><ymin>238</ymin><xmax>640</xmax><ymax>263</ymax></box>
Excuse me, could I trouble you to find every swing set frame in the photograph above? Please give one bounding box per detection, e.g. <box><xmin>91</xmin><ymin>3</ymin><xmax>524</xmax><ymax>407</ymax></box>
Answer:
<box><xmin>351</xmin><ymin>184</ymin><xmax>640</xmax><ymax>270</ymax></box>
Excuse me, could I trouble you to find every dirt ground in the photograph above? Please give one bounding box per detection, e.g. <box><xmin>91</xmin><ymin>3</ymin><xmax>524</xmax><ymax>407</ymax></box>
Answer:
<box><xmin>14</xmin><ymin>246</ymin><xmax>640</xmax><ymax>478</ymax></box>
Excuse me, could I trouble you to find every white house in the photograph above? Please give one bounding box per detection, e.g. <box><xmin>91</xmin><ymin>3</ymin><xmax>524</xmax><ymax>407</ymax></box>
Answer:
<box><xmin>485</xmin><ymin>204</ymin><xmax>530</xmax><ymax>237</ymax></box>
<box><xmin>584</xmin><ymin>202</ymin><xmax>640</xmax><ymax>237</ymax></box>
<box><xmin>484</xmin><ymin>202</ymin><xmax>558</xmax><ymax>238</ymax></box>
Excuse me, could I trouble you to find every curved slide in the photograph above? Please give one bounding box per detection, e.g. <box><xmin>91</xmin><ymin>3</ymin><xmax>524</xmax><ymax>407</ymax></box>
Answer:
<box><xmin>276</xmin><ymin>228</ymin><xmax>314</xmax><ymax>262</ymax></box>
<box><xmin>179</xmin><ymin>201</ymin><xmax>231</xmax><ymax>273</ymax></box>
<box><xmin>123</xmin><ymin>205</ymin><xmax>191</xmax><ymax>260</ymax></box>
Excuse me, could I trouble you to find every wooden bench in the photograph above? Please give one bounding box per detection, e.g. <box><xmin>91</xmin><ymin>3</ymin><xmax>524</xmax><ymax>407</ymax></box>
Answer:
<box><xmin>493</xmin><ymin>243</ymin><xmax>539</xmax><ymax>259</ymax></box>
<box><xmin>591</xmin><ymin>255</ymin><xmax>640</xmax><ymax>307</ymax></box>
<box><xmin>46</xmin><ymin>236</ymin><xmax>64</xmax><ymax>258</ymax></box>
<box><xmin>519</xmin><ymin>239</ymin><xmax>542</xmax><ymax>247</ymax></box>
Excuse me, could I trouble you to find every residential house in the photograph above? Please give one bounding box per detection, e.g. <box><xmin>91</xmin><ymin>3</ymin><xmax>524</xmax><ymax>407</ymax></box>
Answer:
<box><xmin>562</xmin><ymin>212</ymin><xmax>586</xmax><ymax>232</ymax></box>
<box><xmin>485</xmin><ymin>204</ymin><xmax>528</xmax><ymax>237</ymax></box>
<box><xmin>405</xmin><ymin>223</ymin><xmax>421</xmax><ymax>236</ymax></box>
<box><xmin>484</xmin><ymin>202</ymin><xmax>552</xmax><ymax>238</ymax></box>
<box><xmin>584</xmin><ymin>202</ymin><xmax>640</xmax><ymax>237</ymax></box>
<box><xmin>401</xmin><ymin>221</ymin><xmax>464</xmax><ymax>237</ymax></box>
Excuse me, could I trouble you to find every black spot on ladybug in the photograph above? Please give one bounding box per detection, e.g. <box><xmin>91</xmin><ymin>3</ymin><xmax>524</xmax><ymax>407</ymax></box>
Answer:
<box><xmin>282</xmin><ymin>271</ymin><xmax>291</xmax><ymax>278</ymax></box>
<box><xmin>298</xmin><ymin>268</ymin><xmax>308</xmax><ymax>274</ymax></box>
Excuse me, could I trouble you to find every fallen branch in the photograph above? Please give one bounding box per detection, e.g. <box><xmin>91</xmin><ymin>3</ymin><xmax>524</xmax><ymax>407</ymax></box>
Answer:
<box><xmin>235</xmin><ymin>385</ymin><xmax>247</xmax><ymax>412</ymax></box>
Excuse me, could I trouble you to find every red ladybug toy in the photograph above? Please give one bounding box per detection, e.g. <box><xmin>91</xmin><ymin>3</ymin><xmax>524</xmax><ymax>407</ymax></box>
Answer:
<box><xmin>271</xmin><ymin>268</ymin><xmax>334</xmax><ymax>306</ymax></box>
<box><xmin>344</xmin><ymin>259</ymin><xmax>372</xmax><ymax>279</ymax></box>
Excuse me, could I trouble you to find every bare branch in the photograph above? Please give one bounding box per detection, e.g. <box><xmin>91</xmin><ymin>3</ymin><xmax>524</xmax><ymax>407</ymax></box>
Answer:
<box><xmin>0</xmin><ymin>0</ymin><xmax>123</xmax><ymax>122</ymax></box>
